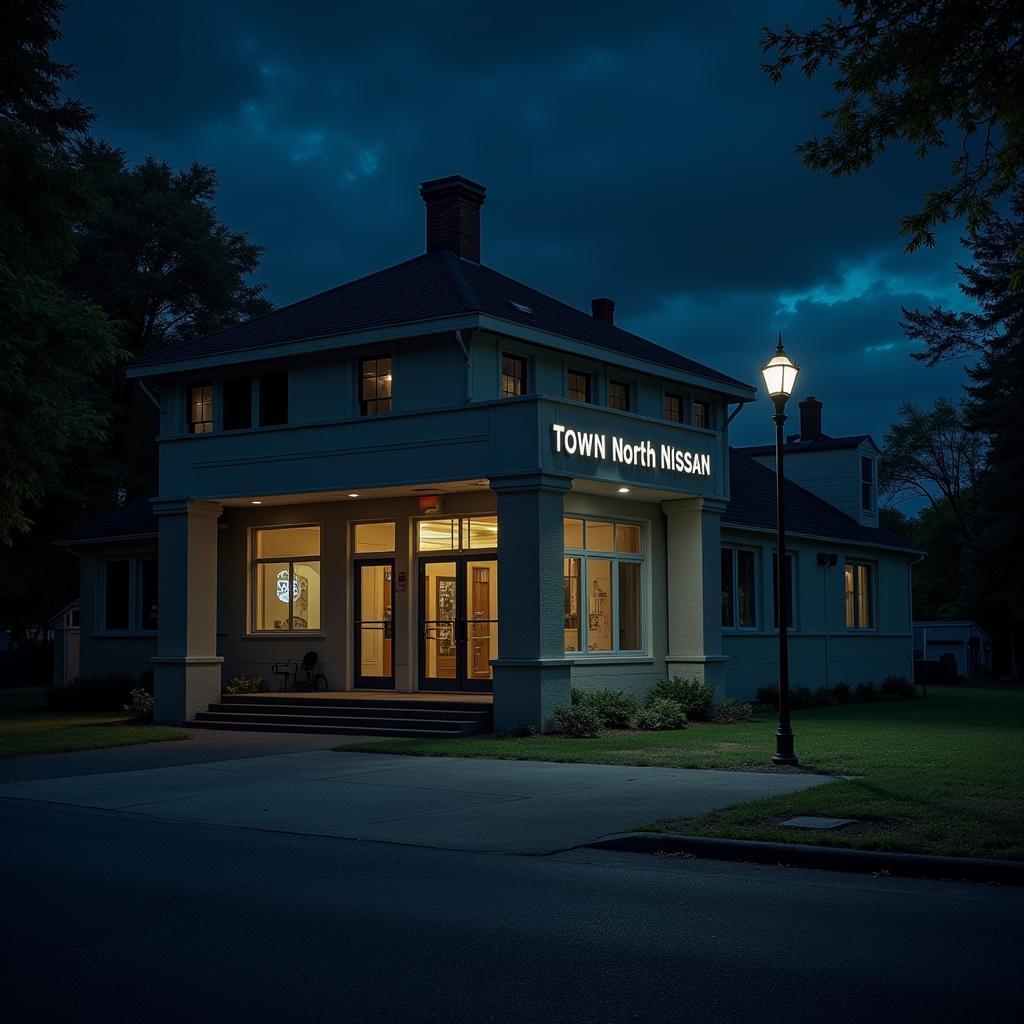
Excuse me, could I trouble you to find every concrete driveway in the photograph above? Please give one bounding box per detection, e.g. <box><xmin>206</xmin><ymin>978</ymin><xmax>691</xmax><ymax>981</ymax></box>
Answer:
<box><xmin>1</xmin><ymin>749</ymin><xmax>831</xmax><ymax>854</ymax></box>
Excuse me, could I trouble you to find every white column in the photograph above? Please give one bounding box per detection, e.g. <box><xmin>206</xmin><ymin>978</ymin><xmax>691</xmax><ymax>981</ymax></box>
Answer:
<box><xmin>663</xmin><ymin>497</ymin><xmax>728</xmax><ymax>697</ymax></box>
<box><xmin>151</xmin><ymin>499</ymin><xmax>223</xmax><ymax>723</ymax></box>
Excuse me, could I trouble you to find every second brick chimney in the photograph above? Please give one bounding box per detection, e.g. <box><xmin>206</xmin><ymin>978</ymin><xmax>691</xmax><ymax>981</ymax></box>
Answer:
<box><xmin>420</xmin><ymin>175</ymin><xmax>487</xmax><ymax>263</ymax></box>
<box><xmin>591</xmin><ymin>297</ymin><xmax>615</xmax><ymax>324</ymax></box>
<box><xmin>799</xmin><ymin>396</ymin><xmax>823</xmax><ymax>440</ymax></box>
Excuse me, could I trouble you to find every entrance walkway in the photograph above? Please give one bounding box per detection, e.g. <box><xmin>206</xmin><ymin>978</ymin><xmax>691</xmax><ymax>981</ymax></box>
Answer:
<box><xmin>0</xmin><ymin>750</ymin><xmax>831</xmax><ymax>854</ymax></box>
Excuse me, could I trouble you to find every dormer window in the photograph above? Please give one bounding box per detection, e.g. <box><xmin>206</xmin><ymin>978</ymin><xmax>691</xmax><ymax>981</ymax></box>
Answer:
<box><xmin>861</xmin><ymin>456</ymin><xmax>875</xmax><ymax>512</ymax></box>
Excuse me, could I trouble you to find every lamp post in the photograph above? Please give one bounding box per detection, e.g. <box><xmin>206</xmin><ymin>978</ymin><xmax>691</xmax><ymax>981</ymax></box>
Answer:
<box><xmin>761</xmin><ymin>334</ymin><xmax>800</xmax><ymax>766</ymax></box>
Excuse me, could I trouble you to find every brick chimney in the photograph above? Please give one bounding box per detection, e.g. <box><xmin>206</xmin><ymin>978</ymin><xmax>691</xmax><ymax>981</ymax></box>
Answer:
<box><xmin>591</xmin><ymin>297</ymin><xmax>615</xmax><ymax>324</ymax></box>
<box><xmin>419</xmin><ymin>175</ymin><xmax>487</xmax><ymax>262</ymax></box>
<box><xmin>799</xmin><ymin>396</ymin><xmax>823</xmax><ymax>440</ymax></box>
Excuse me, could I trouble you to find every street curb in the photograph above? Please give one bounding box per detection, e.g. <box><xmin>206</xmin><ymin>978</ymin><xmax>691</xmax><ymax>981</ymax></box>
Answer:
<box><xmin>587</xmin><ymin>832</ymin><xmax>1024</xmax><ymax>885</ymax></box>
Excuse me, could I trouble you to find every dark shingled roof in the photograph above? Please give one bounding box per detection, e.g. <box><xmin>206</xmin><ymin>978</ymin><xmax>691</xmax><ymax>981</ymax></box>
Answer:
<box><xmin>724</xmin><ymin>451</ymin><xmax>919</xmax><ymax>552</ymax></box>
<box><xmin>130</xmin><ymin>249</ymin><xmax>753</xmax><ymax>391</ymax></box>
<box><xmin>735</xmin><ymin>433</ymin><xmax>877</xmax><ymax>457</ymax></box>
<box><xmin>62</xmin><ymin>498</ymin><xmax>157</xmax><ymax>544</ymax></box>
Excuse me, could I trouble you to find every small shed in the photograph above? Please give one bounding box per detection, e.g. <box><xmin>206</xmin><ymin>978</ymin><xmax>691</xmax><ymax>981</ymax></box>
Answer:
<box><xmin>48</xmin><ymin>599</ymin><xmax>81</xmax><ymax>687</ymax></box>
<box><xmin>913</xmin><ymin>620</ymin><xmax>992</xmax><ymax>678</ymax></box>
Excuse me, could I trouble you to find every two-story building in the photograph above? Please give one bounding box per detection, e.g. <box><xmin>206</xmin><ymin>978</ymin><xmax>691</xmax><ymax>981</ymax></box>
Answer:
<box><xmin>63</xmin><ymin>175</ymin><xmax>920</xmax><ymax>733</ymax></box>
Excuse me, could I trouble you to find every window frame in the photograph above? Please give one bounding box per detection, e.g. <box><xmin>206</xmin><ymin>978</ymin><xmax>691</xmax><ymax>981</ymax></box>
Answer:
<box><xmin>99</xmin><ymin>555</ymin><xmax>158</xmax><ymax>634</ymax></box>
<box><xmin>608</xmin><ymin>379</ymin><xmax>631</xmax><ymax>412</ymax></box>
<box><xmin>861</xmin><ymin>456</ymin><xmax>876</xmax><ymax>513</ymax></box>
<box><xmin>249</xmin><ymin>524</ymin><xmax>323</xmax><ymax>634</ymax></box>
<box><xmin>258</xmin><ymin>370</ymin><xmax>289</xmax><ymax>428</ymax></box>
<box><xmin>563</xmin><ymin>516</ymin><xmax>648</xmax><ymax>657</ymax></box>
<box><xmin>664</xmin><ymin>391</ymin><xmax>683</xmax><ymax>423</ymax></box>
<box><xmin>844</xmin><ymin>559</ymin><xmax>876</xmax><ymax>631</ymax></box>
<box><xmin>500</xmin><ymin>352</ymin><xmax>528</xmax><ymax>399</ymax></box>
<box><xmin>721</xmin><ymin>545</ymin><xmax>758</xmax><ymax>630</ymax></box>
<box><xmin>566</xmin><ymin>369</ymin><xmax>593</xmax><ymax>404</ymax></box>
<box><xmin>414</xmin><ymin>515</ymin><xmax>498</xmax><ymax>554</ymax></box>
<box><xmin>188</xmin><ymin>384</ymin><xmax>215</xmax><ymax>434</ymax></box>
<box><xmin>358</xmin><ymin>353</ymin><xmax>394</xmax><ymax>416</ymax></box>
<box><xmin>692</xmin><ymin>398</ymin><xmax>711</xmax><ymax>430</ymax></box>
<box><xmin>222</xmin><ymin>375</ymin><xmax>254</xmax><ymax>432</ymax></box>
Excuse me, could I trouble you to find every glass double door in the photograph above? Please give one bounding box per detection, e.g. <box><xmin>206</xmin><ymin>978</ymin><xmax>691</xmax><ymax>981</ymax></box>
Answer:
<box><xmin>354</xmin><ymin>559</ymin><xmax>394</xmax><ymax>689</ymax></box>
<box><xmin>419</xmin><ymin>557</ymin><xmax>498</xmax><ymax>692</ymax></box>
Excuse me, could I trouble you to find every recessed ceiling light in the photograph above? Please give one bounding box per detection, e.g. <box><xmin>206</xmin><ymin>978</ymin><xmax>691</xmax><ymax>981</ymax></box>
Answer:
<box><xmin>250</xmin><ymin>500</ymin><xmax>263</xmax><ymax>505</ymax></box>
<box><xmin>617</xmin><ymin>487</ymin><xmax>630</xmax><ymax>494</ymax></box>
<box><xmin>347</xmin><ymin>493</ymin><xmax>360</xmax><ymax>498</ymax></box>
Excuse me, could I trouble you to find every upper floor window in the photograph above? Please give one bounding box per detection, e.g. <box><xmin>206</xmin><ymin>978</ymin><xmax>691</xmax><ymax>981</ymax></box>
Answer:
<box><xmin>567</xmin><ymin>370</ymin><xmax>592</xmax><ymax>404</ymax></box>
<box><xmin>693</xmin><ymin>400</ymin><xmax>710</xmax><ymax>429</ymax></box>
<box><xmin>251</xmin><ymin>526</ymin><xmax>321</xmax><ymax>632</ymax></box>
<box><xmin>259</xmin><ymin>372</ymin><xmax>289</xmax><ymax>427</ymax></box>
<box><xmin>360</xmin><ymin>356</ymin><xmax>392</xmax><ymax>415</ymax></box>
<box><xmin>609</xmin><ymin>380</ymin><xmax>630</xmax><ymax>411</ymax></box>
<box><xmin>501</xmin><ymin>354</ymin><xmax>526</xmax><ymax>398</ymax></box>
<box><xmin>190</xmin><ymin>385</ymin><xmax>214</xmax><ymax>433</ymax></box>
<box><xmin>222</xmin><ymin>377</ymin><xmax>252</xmax><ymax>431</ymax></box>
<box><xmin>772</xmin><ymin>551</ymin><xmax>795</xmax><ymax>630</ymax></box>
<box><xmin>844</xmin><ymin>561</ymin><xmax>874</xmax><ymax>629</ymax></box>
<box><xmin>861</xmin><ymin>456</ymin><xmax>875</xmax><ymax>512</ymax></box>
<box><xmin>664</xmin><ymin>392</ymin><xmax>682</xmax><ymax>422</ymax></box>
<box><xmin>722</xmin><ymin>547</ymin><xmax>756</xmax><ymax>628</ymax></box>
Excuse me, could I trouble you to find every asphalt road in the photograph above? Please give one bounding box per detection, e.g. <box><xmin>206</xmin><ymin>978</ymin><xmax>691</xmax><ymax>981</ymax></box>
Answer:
<box><xmin>3</xmin><ymin>799</ymin><xmax>1022</xmax><ymax>1023</ymax></box>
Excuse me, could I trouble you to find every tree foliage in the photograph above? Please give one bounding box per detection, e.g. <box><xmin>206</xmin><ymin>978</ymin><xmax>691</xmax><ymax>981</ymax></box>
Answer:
<box><xmin>761</xmin><ymin>1</ymin><xmax>1024</xmax><ymax>253</ymax></box>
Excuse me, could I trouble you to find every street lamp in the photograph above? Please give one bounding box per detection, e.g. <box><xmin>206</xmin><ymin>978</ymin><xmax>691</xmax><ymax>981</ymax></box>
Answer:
<box><xmin>761</xmin><ymin>334</ymin><xmax>800</xmax><ymax>766</ymax></box>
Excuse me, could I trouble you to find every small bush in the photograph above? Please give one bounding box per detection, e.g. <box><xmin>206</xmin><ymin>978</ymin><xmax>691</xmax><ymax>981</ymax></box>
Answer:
<box><xmin>754</xmin><ymin>685</ymin><xmax>779</xmax><ymax>708</ymax></box>
<box><xmin>715</xmin><ymin>698</ymin><xmax>753</xmax><ymax>723</ymax></box>
<box><xmin>47</xmin><ymin>672</ymin><xmax>141</xmax><ymax>712</ymax></box>
<box><xmin>227</xmin><ymin>675</ymin><xmax>266</xmax><ymax>695</ymax></box>
<box><xmin>813</xmin><ymin>686</ymin><xmax>839</xmax><ymax>706</ymax></box>
<box><xmin>553</xmin><ymin>704</ymin><xmax>603</xmax><ymax>738</ymax></box>
<box><xmin>647</xmin><ymin>677</ymin><xmax>715</xmax><ymax>721</ymax></box>
<box><xmin>635</xmin><ymin>698</ymin><xmax>688</xmax><ymax>731</ymax></box>
<box><xmin>496</xmin><ymin>721</ymin><xmax>538</xmax><ymax>738</ymax></box>
<box><xmin>122</xmin><ymin>688</ymin><xmax>154</xmax><ymax>723</ymax></box>
<box><xmin>790</xmin><ymin>686</ymin><xmax>817</xmax><ymax>710</ymax></box>
<box><xmin>854</xmin><ymin>682</ymin><xmax>878</xmax><ymax>702</ymax></box>
<box><xmin>571</xmin><ymin>688</ymin><xmax>639</xmax><ymax>728</ymax></box>
<box><xmin>832</xmin><ymin>681</ymin><xmax>852</xmax><ymax>703</ymax></box>
<box><xmin>881</xmin><ymin>675</ymin><xmax>916</xmax><ymax>700</ymax></box>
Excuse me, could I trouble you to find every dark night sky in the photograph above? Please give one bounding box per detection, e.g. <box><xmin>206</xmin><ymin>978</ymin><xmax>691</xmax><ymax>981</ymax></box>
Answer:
<box><xmin>56</xmin><ymin>0</ymin><xmax>973</xmax><ymax>449</ymax></box>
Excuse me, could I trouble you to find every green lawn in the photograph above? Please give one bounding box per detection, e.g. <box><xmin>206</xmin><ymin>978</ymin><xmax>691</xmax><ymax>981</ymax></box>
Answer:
<box><xmin>337</xmin><ymin>687</ymin><xmax>1024</xmax><ymax>860</ymax></box>
<box><xmin>0</xmin><ymin>692</ymin><xmax>187</xmax><ymax>758</ymax></box>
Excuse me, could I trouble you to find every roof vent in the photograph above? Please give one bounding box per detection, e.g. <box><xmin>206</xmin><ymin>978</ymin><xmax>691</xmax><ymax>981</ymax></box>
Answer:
<box><xmin>509</xmin><ymin>300</ymin><xmax>533</xmax><ymax>314</ymax></box>
<box><xmin>591</xmin><ymin>297</ymin><xmax>615</xmax><ymax>324</ymax></box>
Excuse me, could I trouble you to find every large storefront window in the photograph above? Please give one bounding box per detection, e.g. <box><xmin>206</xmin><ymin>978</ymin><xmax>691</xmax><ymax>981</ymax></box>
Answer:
<box><xmin>252</xmin><ymin>526</ymin><xmax>321</xmax><ymax>631</ymax></box>
<box><xmin>563</xmin><ymin>517</ymin><xmax>645</xmax><ymax>654</ymax></box>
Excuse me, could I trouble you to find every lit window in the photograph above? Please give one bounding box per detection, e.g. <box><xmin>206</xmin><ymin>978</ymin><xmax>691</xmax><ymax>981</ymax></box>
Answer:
<box><xmin>693</xmin><ymin>400</ymin><xmax>710</xmax><ymax>429</ymax></box>
<box><xmin>563</xmin><ymin>517</ymin><xmax>645</xmax><ymax>653</ymax></box>
<box><xmin>772</xmin><ymin>551</ymin><xmax>794</xmax><ymax>630</ymax></box>
<box><xmin>844</xmin><ymin>561</ymin><xmax>874</xmax><ymax>629</ymax></box>
<box><xmin>354</xmin><ymin>522</ymin><xmax>396</xmax><ymax>553</ymax></box>
<box><xmin>861</xmin><ymin>457</ymin><xmax>875</xmax><ymax>512</ymax></box>
<box><xmin>252</xmin><ymin>526</ymin><xmax>321</xmax><ymax>632</ymax></box>
<box><xmin>567</xmin><ymin>370</ymin><xmax>591</xmax><ymax>404</ymax></box>
<box><xmin>190</xmin><ymin>385</ymin><xmax>214</xmax><ymax>433</ymax></box>
<box><xmin>722</xmin><ymin>547</ymin><xmax>756</xmax><ymax>628</ymax></box>
<box><xmin>501</xmin><ymin>355</ymin><xmax>526</xmax><ymax>398</ymax></box>
<box><xmin>416</xmin><ymin>516</ymin><xmax>498</xmax><ymax>552</ymax></box>
<box><xmin>664</xmin><ymin>392</ymin><xmax>682</xmax><ymax>422</ymax></box>
<box><xmin>360</xmin><ymin>356</ymin><xmax>392</xmax><ymax>415</ymax></box>
<box><xmin>609</xmin><ymin>380</ymin><xmax>630</xmax><ymax>411</ymax></box>
<box><xmin>259</xmin><ymin>371</ymin><xmax>288</xmax><ymax>427</ymax></box>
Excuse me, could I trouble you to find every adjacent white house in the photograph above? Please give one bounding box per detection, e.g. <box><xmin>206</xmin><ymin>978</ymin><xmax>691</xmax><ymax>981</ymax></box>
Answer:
<box><xmin>62</xmin><ymin>175</ymin><xmax>921</xmax><ymax>733</ymax></box>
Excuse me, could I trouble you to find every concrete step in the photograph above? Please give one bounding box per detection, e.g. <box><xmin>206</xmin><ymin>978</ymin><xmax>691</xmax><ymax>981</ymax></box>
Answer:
<box><xmin>195</xmin><ymin>708</ymin><xmax>485</xmax><ymax>734</ymax></box>
<box><xmin>215</xmin><ymin>697</ymin><xmax>491</xmax><ymax>722</ymax></box>
<box><xmin>189</xmin><ymin>715</ymin><xmax>472</xmax><ymax>738</ymax></box>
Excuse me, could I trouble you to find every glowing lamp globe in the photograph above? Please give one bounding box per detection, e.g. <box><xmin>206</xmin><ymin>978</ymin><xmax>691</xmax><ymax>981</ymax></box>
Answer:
<box><xmin>761</xmin><ymin>336</ymin><xmax>799</xmax><ymax>402</ymax></box>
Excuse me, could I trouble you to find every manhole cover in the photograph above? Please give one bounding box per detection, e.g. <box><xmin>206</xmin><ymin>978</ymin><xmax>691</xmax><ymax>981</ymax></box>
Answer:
<box><xmin>780</xmin><ymin>815</ymin><xmax>855</xmax><ymax>830</ymax></box>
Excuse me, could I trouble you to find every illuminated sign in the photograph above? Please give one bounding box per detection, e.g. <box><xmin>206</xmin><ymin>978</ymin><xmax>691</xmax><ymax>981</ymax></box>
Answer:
<box><xmin>551</xmin><ymin>424</ymin><xmax>711</xmax><ymax>477</ymax></box>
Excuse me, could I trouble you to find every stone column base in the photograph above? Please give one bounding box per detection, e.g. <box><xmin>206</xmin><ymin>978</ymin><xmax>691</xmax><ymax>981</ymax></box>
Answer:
<box><xmin>664</xmin><ymin>655</ymin><xmax>729</xmax><ymax>701</ymax></box>
<box><xmin>492</xmin><ymin>659</ymin><xmax>572</xmax><ymax>733</ymax></box>
<box><xmin>152</xmin><ymin>656</ymin><xmax>224</xmax><ymax>724</ymax></box>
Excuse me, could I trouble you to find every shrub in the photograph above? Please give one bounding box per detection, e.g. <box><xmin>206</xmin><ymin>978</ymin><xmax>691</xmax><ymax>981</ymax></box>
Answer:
<box><xmin>553</xmin><ymin>704</ymin><xmax>603</xmax><ymax>738</ymax></box>
<box><xmin>754</xmin><ymin>685</ymin><xmax>779</xmax><ymax>708</ymax></box>
<box><xmin>571</xmin><ymin>688</ymin><xmax>639</xmax><ymax>728</ymax></box>
<box><xmin>647</xmin><ymin>677</ymin><xmax>715</xmax><ymax>720</ymax></box>
<box><xmin>635</xmin><ymin>698</ymin><xmax>688</xmax><ymax>731</ymax></box>
<box><xmin>832</xmin><ymin>681</ymin><xmax>852</xmax><ymax>703</ymax></box>
<box><xmin>47</xmin><ymin>672</ymin><xmax>140</xmax><ymax>712</ymax></box>
<box><xmin>790</xmin><ymin>686</ymin><xmax>817</xmax><ymax>710</ymax></box>
<box><xmin>122</xmin><ymin>688</ymin><xmax>154</xmax><ymax>723</ymax></box>
<box><xmin>881</xmin><ymin>675</ymin><xmax>916</xmax><ymax>700</ymax></box>
<box><xmin>854</xmin><ymin>682</ymin><xmax>878</xmax><ymax>702</ymax></box>
<box><xmin>813</xmin><ymin>687</ymin><xmax>839</xmax><ymax>706</ymax></box>
<box><xmin>227</xmin><ymin>675</ymin><xmax>266</xmax><ymax>695</ymax></box>
<box><xmin>715</xmin><ymin>698</ymin><xmax>753</xmax><ymax>723</ymax></box>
